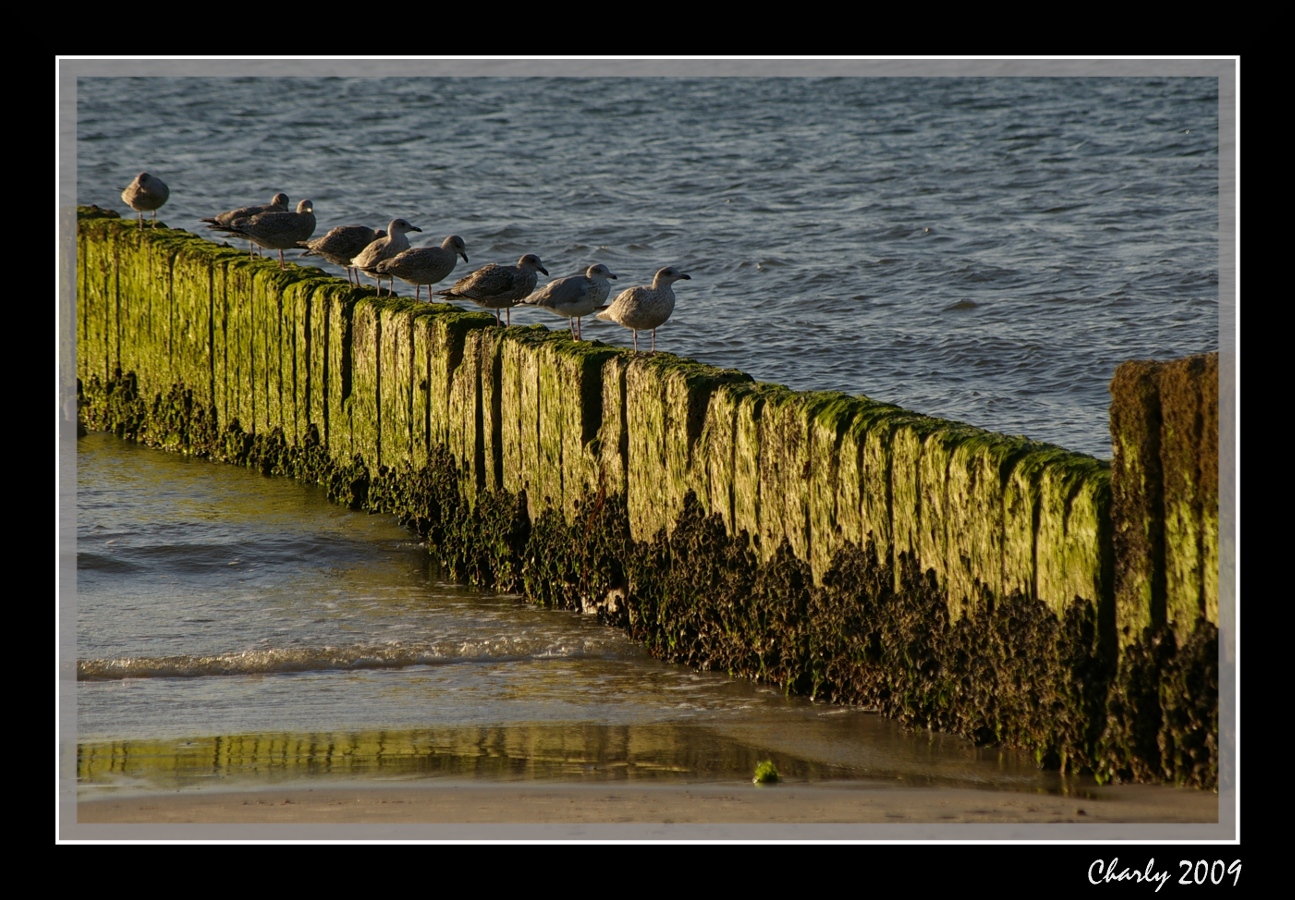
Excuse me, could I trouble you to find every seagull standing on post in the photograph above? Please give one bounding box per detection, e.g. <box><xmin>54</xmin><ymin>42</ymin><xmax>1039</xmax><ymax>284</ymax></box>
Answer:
<box><xmin>227</xmin><ymin>199</ymin><xmax>317</xmax><ymax>270</ymax></box>
<box><xmin>595</xmin><ymin>266</ymin><xmax>690</xmax><ymax>353</ymax></box>
<box><xmin>203</xmin><ymin>192</ymin><xmax>289</xmax><ymax>257</ymax></box>
<box><xmin>521</xmin><ymin>264</ymin><xmax>618</xmax><ymax>340</ymax></box>
<box><xmin>375</xmin><ymin>235</ymin><xmax>469</xmax><ymax>301</ymax></box>
<box><xmin>121</xmin><ymin>173</ymin><xmax>169</xmax><ymax>228</ymax></box>
<box><xmin>351</xmin><ymin>219</ymin><xmax>423</xmax><ymax>295</ymax></box>
<box><xmin>300</xmin><ymin>224</ymin><xmax>388</xmax><ymax>286</ymax></box>
<box><xmin>435</xmin><ymin>254</ymin><xmax>548</xmax><ymax>325</ymax></box>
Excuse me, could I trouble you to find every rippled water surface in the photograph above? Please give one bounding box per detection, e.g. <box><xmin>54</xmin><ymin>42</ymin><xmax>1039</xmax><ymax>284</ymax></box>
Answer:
<box><xmin>74</xmin><ymin>71</ymin><xmax>1221</xmax><ymax>458</ymax></box>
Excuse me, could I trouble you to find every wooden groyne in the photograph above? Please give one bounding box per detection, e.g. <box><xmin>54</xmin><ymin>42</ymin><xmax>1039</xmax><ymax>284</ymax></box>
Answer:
<box><xmin>74</xmin><ymin>207</ymin><xmax>1220</xmax><ymax>787</ymax></box>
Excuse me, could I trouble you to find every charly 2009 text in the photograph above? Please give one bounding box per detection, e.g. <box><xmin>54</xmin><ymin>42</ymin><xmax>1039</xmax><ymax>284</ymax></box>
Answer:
<box><xmin>1088</xmin><ymin>859</ymin><xmax>1240</xmax><ymax>890</ymax></box>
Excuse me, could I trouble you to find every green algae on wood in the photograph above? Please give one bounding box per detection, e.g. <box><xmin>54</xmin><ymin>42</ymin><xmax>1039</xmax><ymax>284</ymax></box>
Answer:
<box><xmin>1035</xmin><ymin>451</ymin><xmax>1112</xmax><ymax>620</ymax></box>
<box><xmin>622</xmin><ymin>355</ymin><xmax>752</xmax><ymax>543</ymax></box>
<box><xmin>943</xmin><ymin>432</ymin><xmax>1022</xmax><ymax>619</ymax></box>
<box><xmin>533</xmin><ymin>337</ymin><xmax>621</xmax><ymax>521</ymax></box>
<box><xmin>1110</xmin><ymin>354</ymin><xmax>1219</xmax><ymax>648</ymax></box>
<box><xmin>1158</xmin><ymin>353</ymin><xmax>1219</xmax><ymax>640</ymax></box>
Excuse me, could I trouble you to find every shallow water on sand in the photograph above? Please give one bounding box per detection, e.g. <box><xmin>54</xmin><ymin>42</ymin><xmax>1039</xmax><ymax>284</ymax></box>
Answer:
<box><xmin>76</xmin><ymin>432</ymin><xmax>1110</xmax><ymax>801</ymax></box>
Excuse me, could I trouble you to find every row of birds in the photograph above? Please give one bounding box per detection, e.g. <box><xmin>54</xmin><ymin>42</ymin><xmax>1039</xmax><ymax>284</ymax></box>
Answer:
<box><xmin>121</xmin><ymin>173</ymin><xmax>689</xmax><ymax>353</ymax></box>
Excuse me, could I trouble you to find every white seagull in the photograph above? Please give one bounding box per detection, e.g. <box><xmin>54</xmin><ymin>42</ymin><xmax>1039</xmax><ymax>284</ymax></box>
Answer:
<box><xmin>521</xmin><ymin>264</ymin><xmax>618</xmax><ymax>340</ymax></box>
<box><xmin>351</xmin><ymin>218</ymin><xmax>423</xmax><ymax>295</ymax></box>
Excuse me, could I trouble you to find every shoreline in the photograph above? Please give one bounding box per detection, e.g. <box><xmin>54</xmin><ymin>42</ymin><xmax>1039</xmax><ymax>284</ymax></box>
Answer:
<box><xmin>71</xmin><ymin>777</ymin><xmax>1222</xmax><ymax>838</ymax></box>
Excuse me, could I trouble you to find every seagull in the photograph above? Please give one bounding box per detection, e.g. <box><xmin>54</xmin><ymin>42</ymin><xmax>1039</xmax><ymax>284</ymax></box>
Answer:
<box><xmin>351</xmin><ymin>219</ymin><xmax>423</xmax><ymax>295</ymax></box>
<box><xmin>300</xmin><ymin>224</ymin><xmax>388</xmax><ymax>286</ymax></box>
<box><xmin>520</xmin><ymin>264</ymin><xmax>618</xmax><ymax>340</ymax></box>
<box><xmin>227</xmin><ymin>200</ymin><xmax>316</xmax><ymax>269</ymax></box>
<box><xmin>595</xmin><ymin>266</ymin><xmax>691</xmax><ymax>353</ymax></box>
<box><xmin>375</xmin><ymin>235</ymin><xmax>469</xmax><ymax>301</ymax></box>
<box><xmin>120</xmin><ymin>173</ymin><xmax>169</xmax><ymax>228</ymax></box>
<box><xmin>435</xmin><ymin>254</ymin><xmax>548</xmax><ymax>325</ymax></box>
<box><xmin>202</xmin><ymin>192</ymin><xmax>289</xmax><ymax>257</ymax></box>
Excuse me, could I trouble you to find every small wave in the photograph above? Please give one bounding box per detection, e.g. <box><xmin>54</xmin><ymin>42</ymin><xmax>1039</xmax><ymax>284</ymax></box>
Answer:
<box><xmin>76</xmin><ymin>553</ymin><xmax>144</xmax><ymax>573</ymax></box>
<box><xmin>76</xmin><ymin>639</ymin><xmax>603</xmax><ymax>682</ymax></box>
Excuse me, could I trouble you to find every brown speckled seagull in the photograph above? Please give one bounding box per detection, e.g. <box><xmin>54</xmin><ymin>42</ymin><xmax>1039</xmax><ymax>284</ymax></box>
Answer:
<box><xmin>595</xmin><ymin>266</ymin><xmax>690</xmax><ymax>353</ymax></box>
<box><xmin>375</xmin><ymin>235</ymin><xmax>469</xmax><ymax>301</ymax></box>
<box><xmin>121</xmin><ymin>173</ymin><xmax>169</xmax><ymax>228</ymax></box>
<box><xmin>203</xmin><ymin>192</ymin><xmax>290</xmax><ymax>257</ymax></box>
<box><xmin>300</xmin><ymin>224</ymin><xmax>388</xmax><ymax>286</ymax></box>
<box><xmin>435</xmin><ymin>254</ymin><xmax>548</xmax><ymax>325</ymax></box>
<box><xmin>228</xmin><ymin>199</ymin><xmax>317</xmax><ymax>269</ymax></box>
<box><xmin>351</xmin><ymin>219</ymin><xmax>423</xmax><ymax>295</ymax></box>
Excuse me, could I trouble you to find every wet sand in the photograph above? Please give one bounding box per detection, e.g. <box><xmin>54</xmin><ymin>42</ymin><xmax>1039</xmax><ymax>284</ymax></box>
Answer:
<box><xmin>75</xmin><ymin>779</ymin><xmax>1220</xmax><ymax>837</ymax></box>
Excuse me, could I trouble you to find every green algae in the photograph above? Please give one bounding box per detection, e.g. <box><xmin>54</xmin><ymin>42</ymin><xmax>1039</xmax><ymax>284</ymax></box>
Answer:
<box><xmin>1110</xmin><ymin>356</ymin><xmax>1218</xmax><ymax>650</ymax></box>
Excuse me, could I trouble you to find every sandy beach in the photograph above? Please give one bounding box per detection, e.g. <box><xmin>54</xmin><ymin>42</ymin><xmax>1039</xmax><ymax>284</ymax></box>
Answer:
<box><xmin>70</xmin><ymin>778</ymin><xmax>1223</xmax><ymax>841</ymax></box>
